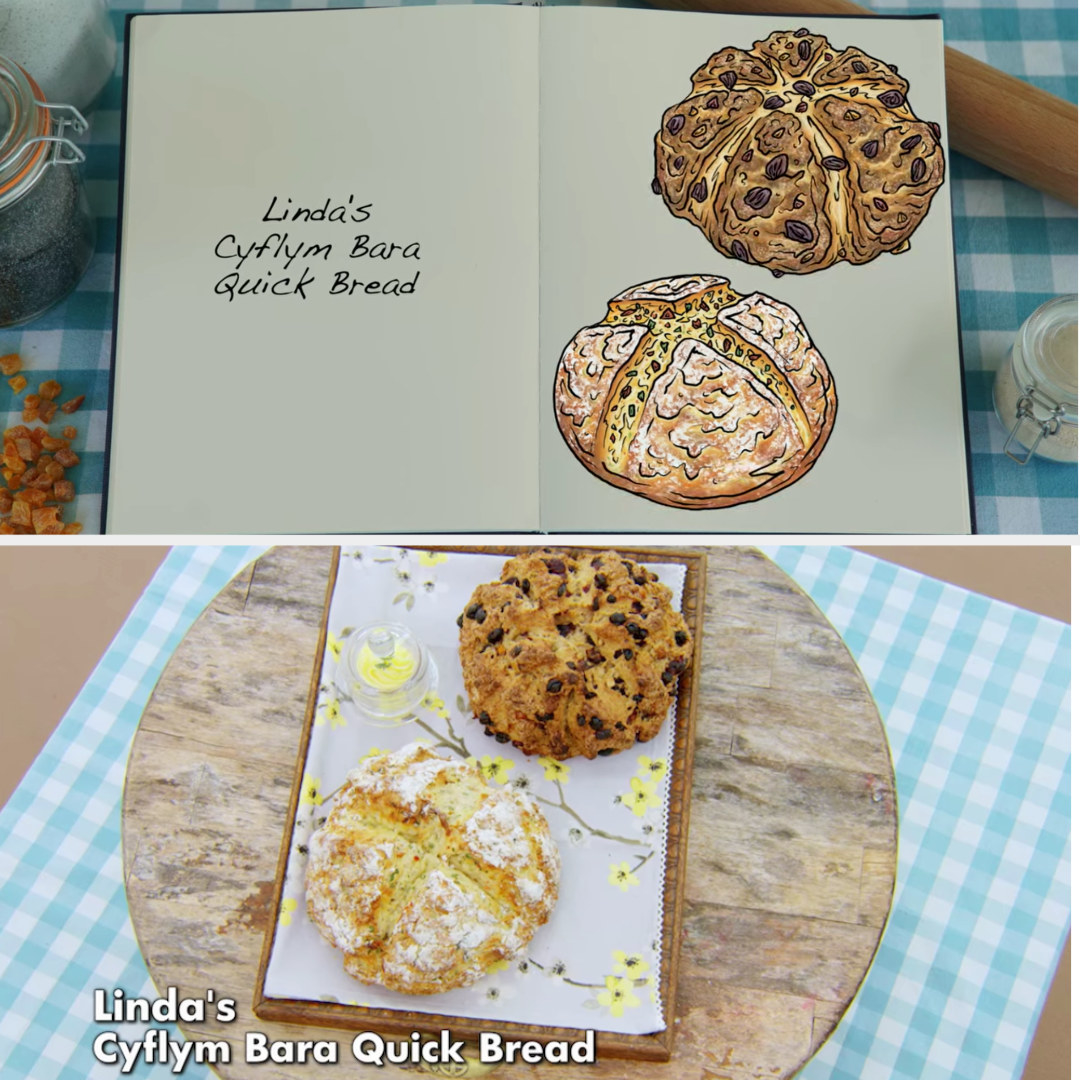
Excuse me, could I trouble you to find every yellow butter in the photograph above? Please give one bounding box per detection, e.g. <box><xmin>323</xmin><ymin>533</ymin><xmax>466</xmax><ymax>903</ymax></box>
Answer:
<box><xmin>356</xmin><ymin>640</ymin><xmax>416</xmax><ymax>691</ymax></box>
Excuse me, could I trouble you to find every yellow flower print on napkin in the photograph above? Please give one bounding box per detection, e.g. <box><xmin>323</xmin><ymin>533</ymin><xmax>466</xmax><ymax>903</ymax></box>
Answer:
<box><xmin>612</xmin><ymin>951</ymin><xmax>649</xmax><ymax>979</ymax></box>
<box><xmin>620</xmin><ymin>776</ymin><xmax>661</xmax><ymax>817</ymax></box>
<box><xmin>637</xmin><ymin>755</ymin><xmax>667</xmax><ymax>781</ymax></box>
<box><xmin>316</xmin><ymin>698</ymin><xmax>345</xmax><ymax>728</ymax></box>
<box><xmin>467</xmin><ymin>755</ymin><xmax>514</xmax><ymax>785</ymax></box>
<box><xmin>597</xmin><ymin>976</ymin><xmax>640</xmax><ymax>1018</ymax></box>
<box><xmin>359</xmin><ymin>747</ymin><xmax>388</xmax><ymax>762</ymax></box>
<box><xmin>420</xmin><ymin>692</ymin><xmax>450</xmax><ymax>719</ymax></box>
<box><xmin>608</xmin><ymin>862</ymin><xmax>640</xmax><ymax>892</ymax></box>
<box><xmin>279</xmin><ymin>898</ymin><xmax>297</xmax><ymax>927</ymax></box>
<box><xmin>327</xmin><ymin>632</ymin><xmax>343</xmax><ymax>663</ymax></box>
<box><xmin>418</xmin><ymin>551</ymin><xmax>448</xmax><ymax>567</ymax></box>
<box><xmin>300</xmin><ymin>773</ymin><xmax>323</xmax><ymax>807</ymax></box>
<box><xmin>538</xmin><ymin>757</ymin><xmax>570</xmax><ymax>783</ymax></box>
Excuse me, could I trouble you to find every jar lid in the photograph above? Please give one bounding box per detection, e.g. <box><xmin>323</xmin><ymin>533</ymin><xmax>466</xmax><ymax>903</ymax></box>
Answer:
<box><xmin>1013</xmin><ymin>294</ymin><xmax>1078</xmax><ymax>423</ymax></box>
<box><xmin>333</xmin><ymin>622</ymin><xmax>437</xmax><ymax>724</ymax></box>
<box><xmin>0</xmin><ymin>57</ymin><xmax>51</xmax><ymax>210</ymax></box>
<box><xmin>0</xmin><ymin>56</ymin><xmax>88</xmax><ymax>211</ymax></box>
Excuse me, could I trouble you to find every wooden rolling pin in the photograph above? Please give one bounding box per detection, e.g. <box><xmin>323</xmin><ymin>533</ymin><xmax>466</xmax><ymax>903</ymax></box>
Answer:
<box><xmin>650</xmin><ymin>0</ymin><xmax>1078</xmax><ymax>205</ymax></box>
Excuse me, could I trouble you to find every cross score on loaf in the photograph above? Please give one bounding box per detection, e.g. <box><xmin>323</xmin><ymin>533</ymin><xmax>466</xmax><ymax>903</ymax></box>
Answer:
<box><xmin>554</xmin><ymin>275</ymin><xmax>837</xmax><ymax>508</ymax></box>
<box><xmin>653</xmin><ymin>29</ymin><xmax>946</xmax><ymax>274</ymax></box>
<box><xmin>305</xmin><ymin>743</ymin><xmax>560</xmax><ymax>995</ymax></box>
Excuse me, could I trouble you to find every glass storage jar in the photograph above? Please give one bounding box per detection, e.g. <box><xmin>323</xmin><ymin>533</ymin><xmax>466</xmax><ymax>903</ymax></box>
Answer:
<box><xmin>0</xmin><ymin>0</ymin><xmax>116</xmax><ymax>115</ymax></box>
<box><xmin>993</xmin><ymin>295</ymin><xmax>1078</xmax><ymax>464</ymax></box>
<box><xmin>0</xmin><ymin>56</ymin><xmax>94</xmax><ymax>328</ymax></box>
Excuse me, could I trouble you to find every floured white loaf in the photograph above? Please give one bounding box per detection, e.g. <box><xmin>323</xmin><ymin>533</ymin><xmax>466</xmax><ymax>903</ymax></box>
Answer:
<box><xmin>554</xmin><ymin>274</ymin><xmax>837</xmax><ymax>509</ymax></box>
<box><xmin>305</xmin><ymin>742</ymin><xmax>560</xmax><ymax>995</ymax></box>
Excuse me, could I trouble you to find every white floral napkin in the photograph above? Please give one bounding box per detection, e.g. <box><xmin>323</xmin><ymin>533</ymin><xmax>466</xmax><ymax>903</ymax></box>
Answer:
<box><xmin>263</xmin><ymin>547</ymin><xmax>688</xmax><ymax>1035</ymax></box>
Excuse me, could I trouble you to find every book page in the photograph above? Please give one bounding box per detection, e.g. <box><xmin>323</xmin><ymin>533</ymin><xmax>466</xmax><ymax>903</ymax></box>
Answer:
<box><xmin>108</xmin><ymin>7</ymin><xmax>539</xmax><ymax>534</ymax></box>
<box><xmin>540</xmin><ymin>8</ymin><xmax>971</xmax><ymax>533</ymax></box>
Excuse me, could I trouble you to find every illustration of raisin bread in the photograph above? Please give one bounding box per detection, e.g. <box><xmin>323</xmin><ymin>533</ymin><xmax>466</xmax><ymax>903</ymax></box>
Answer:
<box><xmin>554</xmin><ymin>275</ymin><xmax>836</xmax><ymax>508</ymax></box>
<box><xmin>653</xmin><ymin>29</ymin><xmax>946</xmax><ymax>273</ymax></box>
<box><xmin>459</xmin><ymin>549</ymin><xmax>692</xmax><ymax>759</ymax></box>
<box><xmin>305</xmin><ymin>743</ymin><xmax>559</xmax><ymax>994</ymax></box>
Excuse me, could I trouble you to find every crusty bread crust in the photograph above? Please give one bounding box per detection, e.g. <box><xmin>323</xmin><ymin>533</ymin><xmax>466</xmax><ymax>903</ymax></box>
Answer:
<box><xmin>305</xmin><ymin>743</ymin><xmax>559</xmax><ymax>994</ymax></box>
<box><xmin>654</xmin><ymin>30</ymin><xmax>946</xmax><ymax>274</ymax></box>
<box><xmin>459</xmin><ymin>549</ymin><xmax>692</xmax><ymax>759</ymax></box>
<box><xmin>554</xmin><ymin>275</ymin><xmax>837</xmax><ymax>508</ymax></box>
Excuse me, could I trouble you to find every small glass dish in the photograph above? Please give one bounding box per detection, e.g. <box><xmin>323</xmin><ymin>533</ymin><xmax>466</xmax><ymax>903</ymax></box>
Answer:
<box><xmin>333</xmin><ymin>622</ymin><xmax>436</xmax><ymax>725</ymax></box>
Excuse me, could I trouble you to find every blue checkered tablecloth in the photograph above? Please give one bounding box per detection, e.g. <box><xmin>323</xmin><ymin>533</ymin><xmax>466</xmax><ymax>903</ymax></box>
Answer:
<box><xmin>0</xmin><ymin>545</ymin><xmax>1070</xmax><ymax>1079</ymax></box>
<box><xmin>0</xmin><ymin>0</ymin><xmax>1075</xmax><ymax>535</ymax></box>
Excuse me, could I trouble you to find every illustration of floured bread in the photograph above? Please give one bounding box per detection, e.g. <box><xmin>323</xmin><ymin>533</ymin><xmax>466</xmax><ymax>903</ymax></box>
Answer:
<box><xmin>305</xmin><ymin>742</ymin><xmax>559</xmax><ymax>994</ymax></box>
<box><xmin>554</xmin><ymin>275</ymin><xmax>836</xmax><ymax>508</ymax></box>
<box><xmin>459</xmin><ymin>548</ymin><xmax>692</xmax><ymax>759</ymax></box>
<box><xmin>653</xmin><ymin>29</ymin><xmax>946</xmax><ymax>274</ymax></box>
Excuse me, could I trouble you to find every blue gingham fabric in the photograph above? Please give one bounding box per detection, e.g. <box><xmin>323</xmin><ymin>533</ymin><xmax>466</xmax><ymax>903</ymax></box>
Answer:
<box><xmin>762</xmin><ymin>546</ymin><xmax>1071</xmax><ymax>1080</ymax></box>
<box><xmin>0</xmin><ymin>545</ymin><xmax>1070</xmax><ymax>1079</ymax></box>
<box><xmin>0</xmin><ymin>546</ymin><xmax>267</xmax><ymax>1080</ymax></box>
<box><xmin>0</xmin><ymin>0</ymin><xmax>1074</xmax><ymax>534</ymax></box>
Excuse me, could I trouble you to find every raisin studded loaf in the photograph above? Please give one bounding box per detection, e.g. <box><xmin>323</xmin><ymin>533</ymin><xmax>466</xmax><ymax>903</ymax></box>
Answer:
<box><xmin>653</xmin><ymin>29</ymin><xmax>946</xmax><ymax>274</ymax></box>
<box><xmin>554</xmin><ymin>275</ymin><xmax>836</xmax><ymax>508</ymax></box>
<box><xmin>458</xmin><ymin>549</ymin><xmax>692</xmax><ymax>759</ymax></box>
<box><xmin>305</xmin><ymin>743</ymin><xmax>559</xmax><ymax>994</ymax></box>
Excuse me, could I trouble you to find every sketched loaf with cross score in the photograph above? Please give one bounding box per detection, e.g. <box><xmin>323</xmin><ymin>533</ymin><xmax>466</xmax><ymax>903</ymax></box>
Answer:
<box><xmin>459</xmin><ymin>549</ymin><xmax>692</xmax><ymax>758</ymax></box>
<box><xmin>653</xmin><ymin>29</ymin><xmax>946</xmax><ymax>273</ymax></box>
<box><xmin>305</xmin><ymin>743</ymin><xmax>559</xmax><ymax>994</ymax></box>
<box><xmin>554</xmin><ymin>275</ymin><xmax>836</xmax><ymax>508</ymax></box>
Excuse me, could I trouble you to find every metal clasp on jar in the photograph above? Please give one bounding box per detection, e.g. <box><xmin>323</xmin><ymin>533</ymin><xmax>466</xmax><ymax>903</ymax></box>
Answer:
<box><xmin>1003</xmin><ymin>384</ymin><xmax>1066</xmax><ymax>465</ymax></box>
<box><xmin>23</xmin><ymin>99</ymin><xmax>89</xmax><ymax>167</ymax></box>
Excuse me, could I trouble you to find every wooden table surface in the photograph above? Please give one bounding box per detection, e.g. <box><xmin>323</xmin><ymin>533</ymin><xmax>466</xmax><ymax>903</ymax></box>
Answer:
<box><xmin>122</xmin><ymin>546</ymin><xmax>897</xmax><ymax>1079</ymax></box>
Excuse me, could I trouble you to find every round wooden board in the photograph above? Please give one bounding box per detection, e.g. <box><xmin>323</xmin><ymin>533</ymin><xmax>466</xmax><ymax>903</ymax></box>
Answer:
<box><xmin>123</xmin><ymin>546</ymin><xmax>897</xmax><ymax>1080</ymax></box>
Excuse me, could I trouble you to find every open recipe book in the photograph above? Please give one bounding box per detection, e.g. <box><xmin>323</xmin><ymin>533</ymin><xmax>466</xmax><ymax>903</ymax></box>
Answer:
<box><xmin>106</xmin><ymin>5</ymin><xmax>972</xmax><ymax>534</ymax></box>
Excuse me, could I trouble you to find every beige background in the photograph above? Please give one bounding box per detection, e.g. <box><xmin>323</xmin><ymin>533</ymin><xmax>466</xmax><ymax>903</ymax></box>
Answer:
<box><xmin>539</xmin><ymin>10</ymin><xmax>971</xmax><ymax>533</ymax></box>
<box><xmin>0</xmin><ymin>545</ymin><xmax>1065</xmax><ymax>1077</ymax></box>
<box><xmin>109</xmin><ymin>7</ymin><xmax>540</xmax><ymax>533</ymax></box>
